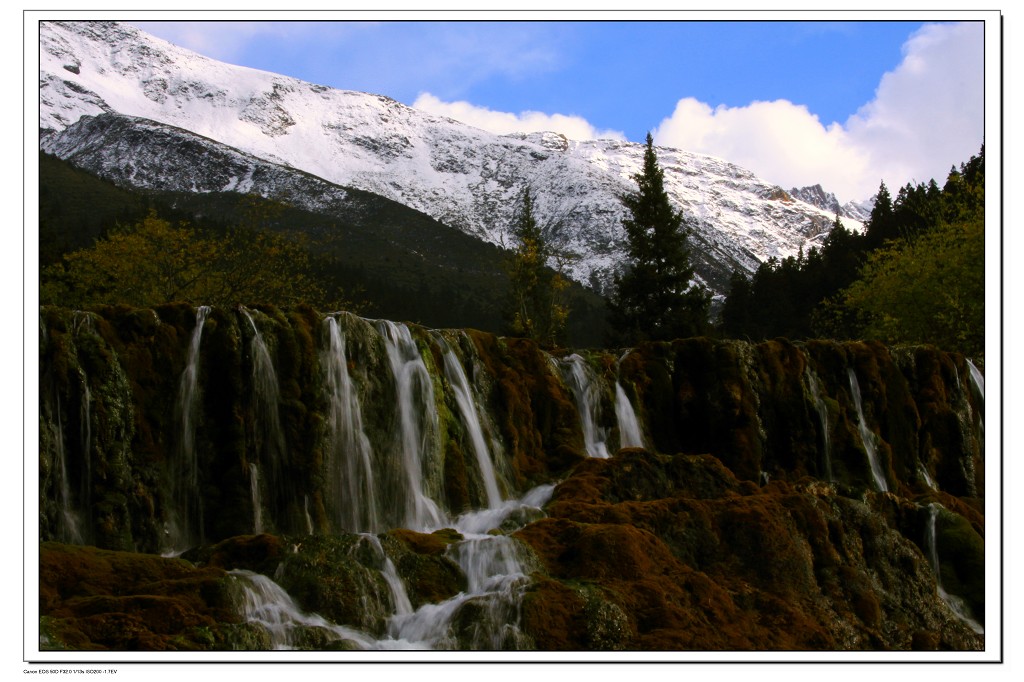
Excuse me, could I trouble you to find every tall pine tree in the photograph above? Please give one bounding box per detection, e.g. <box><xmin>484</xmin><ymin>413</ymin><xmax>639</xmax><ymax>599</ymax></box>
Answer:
<box><xmin>505</xmin><ymin>188</ymin><xmax>569</xmax><ymax>347</ymax></box>
<box><xmin>608</xmin><ymin>133</ymin><xmax>709</xmax><ymax>344</ymax></box>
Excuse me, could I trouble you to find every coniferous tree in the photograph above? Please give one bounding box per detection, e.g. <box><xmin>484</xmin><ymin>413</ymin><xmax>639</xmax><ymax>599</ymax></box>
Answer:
<box><xmin>720</xmin><ymin>270</ymin><xmax>754</xmax><ymax>338</ymax></box>
<box><xmin>865</xmin><ymin>181</ymin><xmax>896</xmax><ymax>248</ymax></box>
<box><xmin>608</xmin><ymin>133</ymin><xmax>710</xmax><ymax>344</ymax></box>
<box><xmin>505</xmin><ymin>188</ymin><xmax>569</xmax><ymax>347</ymax></box>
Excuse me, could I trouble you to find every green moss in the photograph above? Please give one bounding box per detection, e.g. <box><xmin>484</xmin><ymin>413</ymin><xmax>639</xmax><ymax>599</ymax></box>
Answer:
<box><xmin>935</xmin><ymin>509</ymin><xmax>985</xmax><ymax>623</ymax></box>
<box><xmin>382</xmin><ymin>529</ymin><xmax>467</xmax><ymax>608</ymax></box>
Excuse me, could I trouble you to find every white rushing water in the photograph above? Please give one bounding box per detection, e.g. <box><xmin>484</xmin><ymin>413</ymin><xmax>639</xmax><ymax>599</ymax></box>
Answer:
<box><xmin>170</xmin><ymin>305</ymin><xmax>210</xmax><ymax>550</ymax></box>
<box><xmin>805</xmin><ymin>368</ymin><xmax>833</xmax><ymax>482</ymax></box>
<box><xmin>242</xmin><ymin>309</ymin><xmax>288</xmax><ymax>502</ymax></box>
<box><xmin>376</xmin><ymin>484</ymin><xmax>553</xmax><ymax>650</ymax></box>
<box><xmin>925</xmin><ymin>504</ymin><xmax>984</xmax><ymax>634</ymax></box>
<box><xmin>615</xmin><ymin>382</ymin><xmax>644</xmax><ymax>449</ymax></box>
<box><xmin>228</xmin><ymin>485</ymin><xmax>555</xmax><ymax>651</ymax></box>
<box><xmin>80</xmin><ymin>382</ymin><xmax>92</xmax><ymax>522</ymax></box>
<box><xmin>230</xmin><ymin>569</ymin><xmax>374</xmax><ymax>650</ymax></box>
<box><xmin>966</xmin><ymin>359</ymin><xmax>985</xmax><ymax>442</ymax></box>
<box><xmin>53</xmin><ymin>392</ymin><xmax>84</xmax><ymax>545</ymax></box>
<box><xmin>322</xmin><ymin>316</ymin><xmax>380</xmax><ymax>532</ymax></box>
<box><xmin>438</xmin><ymin>335</ymin><xmax>503</xmax><ymax>508</ymax></box>
<box><xmin>561</xmin><ymin>354</ymin><xmax>611</xmax><ymax>458</ymax></box>
<box><xmin>966</xmin><ymin>359</ymin><xmax>985</xmax><ymax>403</ymax></box>
<box><xmin>377</xmin><ymin>320</ymin><xmax>445</xmax><ymax>531</ymax></box>
<box><xmin>847</xmin><ymin>368</ymin><xmax>889</xmax><ymax>493</ymax></box>
<box><xmin>249</xmin><ymin>463</ymin><xmax>263</xmax><ymax>534</ymax></box>
<box><xmin>356</xmin><ymin>534</ymin><xmax>414</xmax><ymax>619</ymax></box>
<box><xmin>183</xmin><ymin>313</ymin><xmax>562</xmax><ymax>649</ymax></box>
<box><xmin>919</xmin><ymin>464</ymin><xmax>939</xmax><ymax>491</ymax></box>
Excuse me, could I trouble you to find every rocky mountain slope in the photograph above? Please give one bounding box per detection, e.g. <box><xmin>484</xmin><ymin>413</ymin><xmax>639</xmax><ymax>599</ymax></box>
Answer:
<box><xmin>39</xmin><ymin>20</ymin><xmax>864</xmax><ymax>298</ymax></box>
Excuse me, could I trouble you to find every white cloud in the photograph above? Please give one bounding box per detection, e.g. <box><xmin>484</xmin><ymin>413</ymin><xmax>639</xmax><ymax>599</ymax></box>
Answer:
<box><xmin>653</xmin><ymin>98</ymin><xmax>872</xmax><ymax>201</ymax></box>
<box><xmin>653</xmin><ymin>22</ymin><xmax>984</xmax><ymax>202</ymax></box>
<box><xmin>129</xmin><ymin>22</ymin><xmax>279</xmax><ymax>62</ymax></box>
<box><xmin>412</xmin><ymin>93</ymin><xmax>626</xmax><ymax>142</ymax></box>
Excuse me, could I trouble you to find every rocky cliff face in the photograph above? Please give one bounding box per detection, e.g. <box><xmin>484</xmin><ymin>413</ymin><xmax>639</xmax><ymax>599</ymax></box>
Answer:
<box><xmin>37</xmin><ymin>305</ymin><xmax>985</xmax><ymax>651</ymax></box>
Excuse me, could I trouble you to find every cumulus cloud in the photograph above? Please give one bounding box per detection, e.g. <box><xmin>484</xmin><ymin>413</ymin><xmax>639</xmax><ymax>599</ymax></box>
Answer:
<box><xmin>653</xmin><ymin>22</ymin><xmax>984</xmax><ymax>202</ymax></box>
<box><xmin>654</xmin><ymin>98</ymin><xmax>872</xmax><ymax>201</ymax></box>
<box><xmin>413</xmin><ymin>93</ymin><xmax>626</xmax><ymax>142</ymax></box>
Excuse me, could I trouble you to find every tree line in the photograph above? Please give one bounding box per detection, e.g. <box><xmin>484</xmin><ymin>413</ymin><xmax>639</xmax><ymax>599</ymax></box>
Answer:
<box><xmin>40</xmin><ymin>141</ymin><xmax>984</xmax><ymax>358</ymax></box>
<box><xmin>720</xmin><ymin>147</ymin><xmax>984</xmax><ymax>357</ymax></box>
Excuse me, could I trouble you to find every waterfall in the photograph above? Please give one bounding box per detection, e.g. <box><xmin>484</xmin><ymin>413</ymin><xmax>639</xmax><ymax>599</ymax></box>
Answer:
<box><xmin>919</xmin><ymin>464</ymin><xmax>939</xmax><ymax>490</ymax></box>
<box><xmin>53</xmin><ymin>392</ymin><xmax>84</xmax><ymax>545</ymax></box>
<box><xmin>303</xmin><ymin>495</ymin><xmax>314</xmax><ymax>535</ymax></box>
<box><xmin>249</xmin><ymin>463</ymin><xmax>263</xmax><ymax>534</ymax></box>
<box><xmin>242</xmin><ymin>308</ymin><xmax>288</xmax><ymax>527</ymax></box>
<box><xmin>966</xmin><ymin>359</ymin><xmax>985</xmax><ymax>404</ymax></box>
<box><xmin>437</xmin><ymin>335</ymin><xmax>503</xmax><ymax>508</ymax></box>
<box><xmin>322</xmin><ymin>316</ymin><xmax>380</xmax><ymax>533</ymax></box>
<box><xmin>925</xmin><ymin>504</ymin><xmax>984</xmax><ymax>634</ymax></box>
<box><xmin>171</xmin><ymin>305</ymin><xmax>211</xmax><ymax>550</ymax></box>
<box><xmin>805</xmin><ymin>368</ymin><xmax>833</xmax><ymax>482</ymax></box>
<box><xmin>966</xmin><ymin>359</ymin><xmax>985</xmax><ymax>447</ymax></box>
<box><xmin>356</xmin><ymin>534</ymin><xmax>414</xmax><ymax>619</ymax></box>
<box><xmin>614</xmin><ymin>383</ymin><xmax>644</xmax><ymax>449</ymax></box>
<box><xmin>230</xmin><ymin>569</ymin><xmax>373</xmax><ymax>650</ymax></box>
<box><xmin>380</xmin><ymin>485</ymin><xmax>553</xmax><ymax>650</ymax></box>
<box><xmin>560</xmin><ymin>354</ymin><xmax>610</xmax><ymax>459</ymax></box>
<box><xmin>79</xmin><ymin>382</ymin><xmax>92</xmax><ymax>524</ymax></box>
<box><xmin>614</xmin><ymin>351</ymin><xmax>644</xmax><ymax>449</ymax></box>
<box><xmin>377</xmin><ymin>320</ymin><xmax>444</xmax><ymax>531</ymax></box>
<box><xmin>847</xmin><ymin>369</ymin><xmax>889</xmax><ymax>493</ymax></box>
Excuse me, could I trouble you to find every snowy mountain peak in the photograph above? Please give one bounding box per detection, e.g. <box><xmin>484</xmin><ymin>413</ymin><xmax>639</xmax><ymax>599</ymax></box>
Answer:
<box><xmin>39</xmin><ymin>20</ymin><xmax>863</xmax><ymax>297</ymax></box>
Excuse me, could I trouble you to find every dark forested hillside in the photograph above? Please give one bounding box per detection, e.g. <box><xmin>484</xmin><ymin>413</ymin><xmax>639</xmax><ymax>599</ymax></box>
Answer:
<box><xmin>719</xmin><ymin>148</ymin><xmax>985</xmax><ymax>357</ymax></box>
<box><xmin>39</xmin><ymin>153</ymin><xmax>609</xmax><ymax>346</ymax></box>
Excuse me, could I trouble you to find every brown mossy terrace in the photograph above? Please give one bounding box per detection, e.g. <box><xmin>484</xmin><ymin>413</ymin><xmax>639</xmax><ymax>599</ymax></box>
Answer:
<box><xmin>38</xmin><ymin>304</ymin><xmax>985</xmax><ymax>651</ymax></box>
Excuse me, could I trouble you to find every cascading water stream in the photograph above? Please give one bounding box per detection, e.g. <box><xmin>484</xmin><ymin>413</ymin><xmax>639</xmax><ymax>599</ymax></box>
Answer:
<box><xmin>53</xmin><ymin>392</ymin><xmax>84</xmax><ymax>545</ymax></box>
<box><xmin>847</xmin><ymin>368</ymin><xmax>889</xmax><ymax>493</ymax></box>
<box><xmin>614</xmin><ymin>351</ymin><xmax>644</xmax><ymax>449</ymax></box>
<box><xmin>377</xmin><ymin>320</ymin><xmax>444</xmax><ymax>531</ymax></box>
<box><xmin>925</xmin><ymin>504</ymin><xmax>984</xmax><ymax>634</ymax></box>
<box><xmin>378</xmin><ymin>485</ymin><xmax>554</xmax><ymax>650</ymax></box>
<box><xmin>561</xmin><ymin>354</ymin><xmax>610</xmax><ymax>459</ymax></box>
<box><xmin>242</xmin><ymin>308</ymin><xmax>288</xmax><ymax>527</ymax></box>
<box><xmin>615</xmin><ymin>383</ymin><xmax>644</xmax><ymax>449</ymax></box>
<box><xmin>356</xmin><ymin>534</ymin><xmax>413</xmax><ymax>620</ymax></box>
<box><xmin>249</xmin><ymin>463</ymin><xmax>263</xmax><ymax>534</ymax></box>
<box><xmin>230</xmin><ymin>569</ymin><xmax>374</xmax><ymax>650</ymax></box>
<box><xmin>805</xmin><ymin>368</ymin><xmax>833</xmax><ymax>482</ymax></box>
<box><xmin>966</xmin><ymin>359</ymin><xmax>985</xmax><ymax>404</ymax></box>
<box><xmin>303</xmin><ymin>495</ymin><xmax>314</xmax><ymax>535</ymax></box>
<box><xmin>437</xmin><ymin>335</ymin><xmax>503</xmax><ymax>508</ymax></box>
<box><xmin>170</xmin><ymin>305</ymin><xmax>210</xmax><ymax>551</ymax></box>
<box><xmin>79</xmin><ymin>382</ymin><xmax>92</xmax><ymax>524</ymax></box>
<box><xmin>322</xmin><ymin>316</ymin><xmax>380</xmax><ymax>532</ymax></box>
<box><xmin>966</xmin><ymin>359</ymin><xmax>985</xmax><ymax>447</ymax></box>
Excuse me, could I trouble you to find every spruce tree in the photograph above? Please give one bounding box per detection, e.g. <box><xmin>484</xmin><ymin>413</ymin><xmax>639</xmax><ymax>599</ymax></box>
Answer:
<box><xmin>505</xmin><ymin>188</ymin><xmax>569</xmax><ymax>346</ymax></box>
<box><xmin>865</xmin><ymin>181</ymin><xmax>896</xmax><ymax>248</ymax></box>
<box><xmin>608</xmin><ymin>133</ymin><xmax>709</xmax><ymax>344</ymax></box>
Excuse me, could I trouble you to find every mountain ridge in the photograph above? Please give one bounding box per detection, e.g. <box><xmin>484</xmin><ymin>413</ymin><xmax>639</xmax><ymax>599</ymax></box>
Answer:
<box><xmin>39</xmin><ymin>19</ymin><xmax>864</xmax><ymax>299</ymax></box>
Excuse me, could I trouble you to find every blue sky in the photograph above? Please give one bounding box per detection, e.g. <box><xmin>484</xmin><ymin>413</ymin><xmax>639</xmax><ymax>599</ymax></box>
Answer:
<box><xmin>129</xmin><ymin>17</ymin><xmax>987</xmax><ymax>202</ymax></box>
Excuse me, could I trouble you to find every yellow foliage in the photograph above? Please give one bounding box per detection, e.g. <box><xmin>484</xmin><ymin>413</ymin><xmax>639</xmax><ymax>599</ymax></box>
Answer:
<box><xmin>41</xmin><ymin>209</ymin><xmax>327</xmax><ymax>308</ymax></box>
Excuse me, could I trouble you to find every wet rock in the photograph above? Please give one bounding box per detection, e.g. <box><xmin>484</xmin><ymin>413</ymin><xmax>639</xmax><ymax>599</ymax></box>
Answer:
<box><xmin>514</xmin><ymin>450</ymin><xmax>985</xmax><ymax>651</ymax></box>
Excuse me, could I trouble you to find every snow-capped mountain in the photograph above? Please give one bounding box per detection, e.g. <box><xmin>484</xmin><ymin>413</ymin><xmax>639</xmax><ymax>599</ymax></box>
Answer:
<box><xmin>39</xmin><ymin>20</ymin><xmax>863</xmax><ymax>297</ymax></box>
<box><xmin>789</xmin><ymin>184</ymin><xmax>874</xmax><ymax>224</ymax></box>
